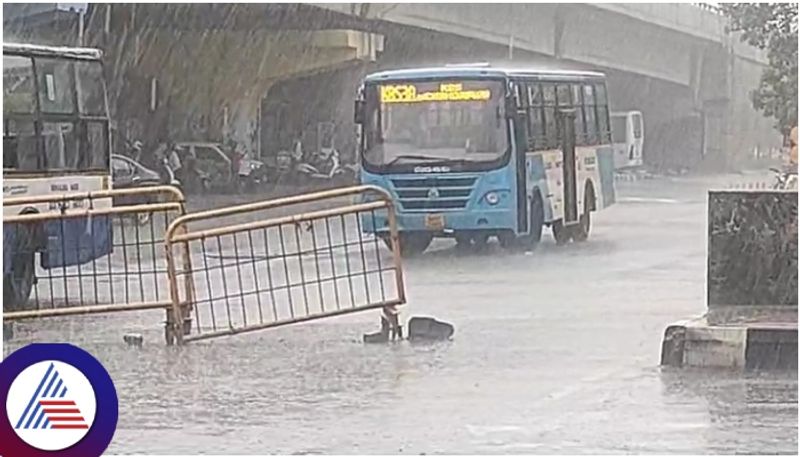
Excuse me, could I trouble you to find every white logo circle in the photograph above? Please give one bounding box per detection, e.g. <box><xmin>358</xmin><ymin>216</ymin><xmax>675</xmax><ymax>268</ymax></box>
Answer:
<box><xmin>5</xmin><ymin>360</ymin><xmax>97</xmax><ymax>451</ymax></box>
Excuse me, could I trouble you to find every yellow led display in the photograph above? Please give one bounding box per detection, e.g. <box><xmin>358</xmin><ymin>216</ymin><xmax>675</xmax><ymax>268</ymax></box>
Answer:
<box><xmin>380</xmin><ymin>83</ymin><xmax>491</xmax><ymax>104</ymax></box>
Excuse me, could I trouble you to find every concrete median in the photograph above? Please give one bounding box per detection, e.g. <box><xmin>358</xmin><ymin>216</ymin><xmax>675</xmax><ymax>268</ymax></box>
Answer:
<box><xmin>661</xmin><ymin>189</ymin><xmax>798</xmax><ymax>370</ymax></box>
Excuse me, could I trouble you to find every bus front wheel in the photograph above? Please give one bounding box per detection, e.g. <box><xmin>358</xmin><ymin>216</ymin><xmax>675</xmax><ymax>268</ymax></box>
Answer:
<box><xmin>455</xmin><ymin>232</ymin><xmax>490</xmax><ymax>252</ymax></box>
<box><xmin>499</xmin><ymin>192</ymin><xmax>544</xmax><ymax>251</ymax></box>
<box><xmin>397</xmin><ymin>232</ymin><xmax>432</xmax><ymax>257</ymax></box>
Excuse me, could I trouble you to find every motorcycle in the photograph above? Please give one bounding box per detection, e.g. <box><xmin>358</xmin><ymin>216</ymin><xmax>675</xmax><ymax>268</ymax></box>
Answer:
<box><xmin>233</xmin><ymin>152</ymin><xmax>268</xmax><ymax>193</ymax></box>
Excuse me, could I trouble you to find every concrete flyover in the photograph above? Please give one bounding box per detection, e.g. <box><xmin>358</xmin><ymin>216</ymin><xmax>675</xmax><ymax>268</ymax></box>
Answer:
<box><xmin>314</xmin><ymin>3</ymin><xmax>779</xmax><ymax>171</ymax></box>
<box><xmin>7</xmin><ymin>3</ymin><xmax>778</xmax><ymax>171</ymax></box>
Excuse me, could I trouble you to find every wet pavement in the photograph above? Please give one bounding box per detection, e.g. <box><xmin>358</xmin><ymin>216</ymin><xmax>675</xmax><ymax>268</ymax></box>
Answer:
<box><xmin>4</xmin><ymin>173</ymin><xmax>797</xmax><ymax>454</ymax></box>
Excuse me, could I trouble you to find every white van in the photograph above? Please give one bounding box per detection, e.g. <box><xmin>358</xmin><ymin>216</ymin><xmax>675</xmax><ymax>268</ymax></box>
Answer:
<box><xmin>610</xmin><ymin>111</ymin><xmax>644</xmax><ymax>169</ymax></box>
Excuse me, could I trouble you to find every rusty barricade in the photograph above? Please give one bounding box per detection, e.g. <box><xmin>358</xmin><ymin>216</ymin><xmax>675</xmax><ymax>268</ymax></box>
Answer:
<box><xmin>164</xmin><ymin>185</ymin><xmax>405</xmax><ymax>345</ymax></box>
<box><xmin>3</xmin><ymin>186</ymin><xmax>189</xmax><ymax>334</ymax></box>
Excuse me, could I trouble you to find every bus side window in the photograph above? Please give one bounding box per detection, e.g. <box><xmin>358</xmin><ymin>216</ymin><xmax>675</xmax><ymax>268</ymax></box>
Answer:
<box><xmin>594</xmin><ymin>84</ymin><xmax>611</xmax><ymax>143</ymax></box>
<box><xmin>526</xmin><ymin>83</ymin><xmax>546</xmax><ymax>150</ymax></box>
<box><xmin>542</xmin><ymin>83</ymin><xmax>558</xmax><ymax>149</ymax></box>
<box><xmin>583</xmin><ymin>84</ymin><xmax>597</xmax><ymax>146</ymax></box>
<box><xmin>571</xmin><ymin>84</ymin><xmax>586</xmax><ymax>146</ymax></box>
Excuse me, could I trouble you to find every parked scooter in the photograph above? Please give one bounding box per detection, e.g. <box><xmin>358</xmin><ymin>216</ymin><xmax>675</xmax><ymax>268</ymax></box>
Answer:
<box><xmin>295</xmin><ymin>148</ymin><xmax>355</xmax><ymax>186</ymax></box>
<box><xmin>230</xmin><ymin>147</ymin><xmax>268</xmax><ymax>193</ymax></box>
<box><xmin>295</xmin><ymin>123</ymin><xmax>357</xmax><ymax>186</ymax></box>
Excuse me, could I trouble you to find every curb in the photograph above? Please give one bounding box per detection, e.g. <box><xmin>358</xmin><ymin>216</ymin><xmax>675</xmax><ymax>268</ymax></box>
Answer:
<box><xmin>660</xmin><ymin>317</ymin><xmax>797</xmax><ymax>370</ymax></box>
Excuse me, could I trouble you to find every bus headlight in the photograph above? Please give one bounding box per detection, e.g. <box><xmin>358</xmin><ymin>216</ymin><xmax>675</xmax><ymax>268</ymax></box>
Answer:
<box><xmin>484</xmin><ymin>192</ymin><xmax>500</xmax><ymax>205</ymax></box>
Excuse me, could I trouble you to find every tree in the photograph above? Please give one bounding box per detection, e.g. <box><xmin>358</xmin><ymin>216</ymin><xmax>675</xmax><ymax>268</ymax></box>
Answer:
<box><xmin>721</xmin><ymin>3</ymin><xmax>798</xmax><ymax>133</ymax></box>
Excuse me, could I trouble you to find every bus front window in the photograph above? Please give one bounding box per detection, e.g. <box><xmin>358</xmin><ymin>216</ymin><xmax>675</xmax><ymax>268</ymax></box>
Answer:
<box><xmin>3</xmin><ymin>119</ymin><xmax>39</xmax><ymax>170</ymax></box>
<box><xmin>363</xmin><ymin>80</ymin><xmax>508</xmax><ymax>171</ymax></box>
<box><xmin>3</xmin><ymin>55</ymin><xmax>35</xmax><ymax>114</ymax></box>
<box><xmin>36</xmin><ymin>58</ymin><xmax>76</xmax><ymax>114</ymax></box>
<box><xmin>3</xmin><ymin>56</ymin><xmax>39</xmax><ymax>171</ymax></box>
<box><xmin>42</xmin><ymin>122</ymin><xmax>80</xmax><ymax>169</ymax></box>
<box><xmin>76</xmin><ymin>61</ymin><xmax>106</xmax><ymax>115</ymax></box>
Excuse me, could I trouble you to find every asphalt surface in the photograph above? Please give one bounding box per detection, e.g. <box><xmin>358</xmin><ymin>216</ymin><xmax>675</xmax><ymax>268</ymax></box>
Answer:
<box><xmin>4</xmin><ymin>172</ymin><xmax>797</xmax><ymax>454</ymax></box>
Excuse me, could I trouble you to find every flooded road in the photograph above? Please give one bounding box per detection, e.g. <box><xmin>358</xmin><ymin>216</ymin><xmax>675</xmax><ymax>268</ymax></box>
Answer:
<box><xmin>5</xmin><ymin>173</ymin><xmax>797</xmax><ymax>454</ymax></box>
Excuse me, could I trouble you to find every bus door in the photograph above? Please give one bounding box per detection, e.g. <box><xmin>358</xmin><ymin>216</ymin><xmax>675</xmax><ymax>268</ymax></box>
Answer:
<box><xmin>559</xmin><ymin>109</ymin><xmax>579</xmax><ymax>226</ymax></box>
<box><xmin>511</xmin><ymin>82</ymin><xmax>528</xmax><ymax>234</ymax></box>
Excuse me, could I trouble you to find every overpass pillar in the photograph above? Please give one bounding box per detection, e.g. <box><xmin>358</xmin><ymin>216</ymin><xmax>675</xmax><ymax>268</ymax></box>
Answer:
<box><xmin>98</xmin><ymin>23</ymin><xmax>383</xmax><ymax>156</ymax></box>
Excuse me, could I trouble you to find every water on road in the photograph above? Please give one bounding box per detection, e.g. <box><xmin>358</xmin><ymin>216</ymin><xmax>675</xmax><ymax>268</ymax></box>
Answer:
<box><xmin>4</xmin><ymin>174</ymin><xmax>797</xmax><ymax>454</ymax></box>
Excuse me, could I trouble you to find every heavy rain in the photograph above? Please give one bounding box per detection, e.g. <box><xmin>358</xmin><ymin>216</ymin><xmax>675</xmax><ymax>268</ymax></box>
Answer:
<box><xmin>2</xmin><ymin>3</ymin><xmax>797</xmax><ymax>455</ymax></box>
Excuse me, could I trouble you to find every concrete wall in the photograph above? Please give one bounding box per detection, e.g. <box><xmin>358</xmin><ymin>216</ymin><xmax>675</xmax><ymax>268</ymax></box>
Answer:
<box><xmin>707</xmin><ymin>190</ymin><xmax>798</xmax><ymax>309</ymax></box>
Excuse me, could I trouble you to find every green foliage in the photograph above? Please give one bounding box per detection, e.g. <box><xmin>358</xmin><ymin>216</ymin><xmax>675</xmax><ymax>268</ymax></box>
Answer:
<box><xmin>721</xmin><ymin>3</ymin><xmax>798</xmax><ymax>133</ymax></box>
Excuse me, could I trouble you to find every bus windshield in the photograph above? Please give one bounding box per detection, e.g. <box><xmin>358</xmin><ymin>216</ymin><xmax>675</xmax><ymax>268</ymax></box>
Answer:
<box><xmin>3</xmin><ymin>52</ymin><xmax>109</xmax><ymax>172</ymax></box>
<box><xmin>362</xmin><ymin>79</ymin><xmax>508</xmax><ymax>171</ymax></box>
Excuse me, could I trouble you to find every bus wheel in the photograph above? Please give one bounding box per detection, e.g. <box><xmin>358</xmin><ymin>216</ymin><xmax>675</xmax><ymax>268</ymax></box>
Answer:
<box><xmin>3</xmin><ymin>238</ymin><xmax>36</xmax><ymax>313</ymax></box>
<box><xmin>472</xmin><ymin>232</ymin><xmax>490</xmax><ymax>251</ymax></box>
<box><xmin>552</xmin><ymin>220</ymin><xmax>571</xmax><ymax>245</ymax></box>
<box><xmin>526</xmin><ymin>192</ymin><xmax>545</xmax><ymax>248</ymax></box>
<box><xmin>500</xmin><ymin>193</ymin><xmax>544</xmax><ymax>251</ymax></box>
<box><xmin>399</xmin><ymin>233</ymin><xmax>432</xmax><ymax>257</ymax></box>
<box><xmin>456</xmin><ymin>232</ymin><xmax>489</xmax><ymax>252</ymax></box>
<box><xmin>455</xmin><ymin>233</ymin><xmax>472</xmax><ymax>251</ymax></box>
<box><xmin>572</xmin><ymin>189</ymin><xmax>593</xmax><ymax>242</ymax></box>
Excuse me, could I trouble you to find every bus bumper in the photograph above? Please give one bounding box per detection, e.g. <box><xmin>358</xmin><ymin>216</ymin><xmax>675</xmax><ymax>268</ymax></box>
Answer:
<box><xmin>362</xmin><ymin>208</ymin><xmax>516</xmax><ymax>235</ymax></box>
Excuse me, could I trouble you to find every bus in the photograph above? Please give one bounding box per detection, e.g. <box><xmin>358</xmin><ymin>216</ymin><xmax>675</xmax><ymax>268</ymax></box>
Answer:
<box><xmin>610</xmin><ymin>110</ymin><xmax>644</xmax><ymax>170</ymax></box>
<box><xmin>354</xmin><ymin>65</ymin><xmax>616</xmax><ymax>255</ymax></box>
<box><xmin>3</xmin><ymin>43</ymin><xmax>112</xmax><ymax>310</ymax></box>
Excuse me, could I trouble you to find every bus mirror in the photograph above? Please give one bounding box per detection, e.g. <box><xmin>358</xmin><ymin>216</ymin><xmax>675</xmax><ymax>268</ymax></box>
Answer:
<box><xmin>354</xmin><ymin>100</ymin><xmax>365</xmax><ymax>124</ymax></box>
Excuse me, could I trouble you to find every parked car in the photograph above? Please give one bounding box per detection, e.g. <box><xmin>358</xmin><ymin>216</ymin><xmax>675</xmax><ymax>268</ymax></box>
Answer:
<box><xmin>174</xmin><ymin>142</ymin><xmax>266</xmax><ymax>192</ymax></box>
<box><xmin>111</xmin><ymin>154</ymin><xmax>179</xmax><ymax>223</ymax></box>
<box><xmin>111</xmin><ymin>154</ymin><xmax>161</xmax><ymax>189</ymax></box>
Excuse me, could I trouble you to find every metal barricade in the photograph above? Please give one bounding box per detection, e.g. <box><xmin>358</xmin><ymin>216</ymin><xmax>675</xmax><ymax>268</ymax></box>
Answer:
<box><xmin>3</xmin><ymin>187</ymin><xmax>188</xmax><ymax>334</ymax></box>
<box><xmin>164</xmin><ymin>185</ymin><xmax>405</xmax><ymax>345</ymax></box>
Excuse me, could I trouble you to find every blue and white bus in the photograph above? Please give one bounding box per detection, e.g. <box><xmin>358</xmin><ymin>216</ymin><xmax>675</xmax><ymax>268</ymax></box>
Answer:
<box><xmin>354</xmin><ymin>65</ymin><xmax>616</xmax><ymax>255</ymax></box>
<box><xmin>3</xmin><ymin>43</ymin><xmax>112</xmax><ymax>310</ymax></box>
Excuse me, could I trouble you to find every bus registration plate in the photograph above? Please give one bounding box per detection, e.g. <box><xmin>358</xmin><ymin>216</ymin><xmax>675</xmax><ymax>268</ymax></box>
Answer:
<box><xmin>425</xmin><ymin>213</ymin><xmax>445</xmax><ymax>231</ymax></box>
